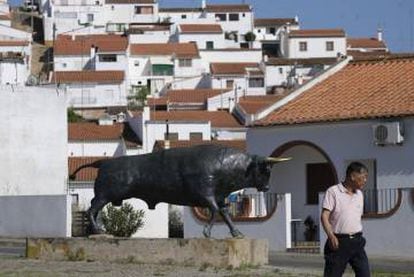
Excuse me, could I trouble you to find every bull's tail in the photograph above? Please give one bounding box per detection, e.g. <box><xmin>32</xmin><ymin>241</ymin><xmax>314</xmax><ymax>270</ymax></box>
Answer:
<box><xmin>69</xmin><ymin>160</ymin><xmax>103</xmax><ymax>180</ymax></box>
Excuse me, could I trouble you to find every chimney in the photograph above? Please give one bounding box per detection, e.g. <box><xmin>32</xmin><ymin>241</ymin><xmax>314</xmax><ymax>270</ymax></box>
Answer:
<box><xmin>201</xmin><ymin>0</ymin><xmax>206</xmax><ymax>9</ymax></box>
<box><xmin>71</xmin><ymin>34</ymin><xmax>76</xmax><ymax>41</ymax></box>
<box><xmin>377</xmin><ymin>28</ymin><xmax>383</xmax><ymax>42</ymax></box>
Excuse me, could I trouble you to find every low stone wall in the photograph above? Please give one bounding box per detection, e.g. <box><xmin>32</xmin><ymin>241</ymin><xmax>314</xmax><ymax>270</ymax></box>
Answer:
<box><xmin>27</xmin><ymin>237</ymin><xmax>268</xmax><ymax>268</ymax></box>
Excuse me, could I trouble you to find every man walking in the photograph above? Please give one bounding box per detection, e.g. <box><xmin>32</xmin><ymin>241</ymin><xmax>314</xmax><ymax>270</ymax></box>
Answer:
<box><xmin>321</xmin><ymin>162</ymin><xmax>371</xmax><ymax>277</ymax></box>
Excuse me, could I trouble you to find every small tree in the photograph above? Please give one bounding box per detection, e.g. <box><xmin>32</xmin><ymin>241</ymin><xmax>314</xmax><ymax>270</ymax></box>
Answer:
<box><xmin>244</xmin><ymin>31</ymin><xmax>256</xmax><ymax>48</ymax></box>
<box><xmin>67</xmin><ymin>108</ymin><xmax>84</xmax><ymax>123</ymax></box>
<box><xmin>128</xmin><ymin>86</ymin><xmax>150</xmax><ymax>110</ymax></box>
<box><xmin>101</xmin><ymin>203</ymin><xmax>145</xmax><ymax>237</ymax></box>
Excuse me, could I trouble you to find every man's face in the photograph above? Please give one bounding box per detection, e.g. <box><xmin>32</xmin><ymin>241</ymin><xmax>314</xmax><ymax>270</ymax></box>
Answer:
<box><xmin>351</xmin><ymin>170</ymin><xmax>368</xmax><ymax>190</ymax></box>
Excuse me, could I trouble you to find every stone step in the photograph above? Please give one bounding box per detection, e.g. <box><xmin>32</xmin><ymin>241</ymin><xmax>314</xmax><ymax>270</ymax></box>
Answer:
<box><xmin>0</xmin><ymin>238</ymin><xmax>26</xmax><ymax>248</ymax></box>
<box><xmin>0</xmin><ymin>238</ymin><xmax>26</xmax><ymax>257</ymax></box>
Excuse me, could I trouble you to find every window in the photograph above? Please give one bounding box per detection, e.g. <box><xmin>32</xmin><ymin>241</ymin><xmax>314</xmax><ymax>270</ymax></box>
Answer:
<box><xmin>278</xmin><ymin>67</ymin><xmax>283</xmax><ymax>74</ymax></box>
<box><xmin>215</xmin><ymin>13</ymin><xmax>226</xmax><ymax>21</ymax></box>
<box><xmin>181</xmin><ymin>14</ymin><xmax>187</xmax><ymax>19</ymax></box>
<box><xmin>87</xmin><ymin>13</ymin><xmax>94</xmax><ymax>22</ymax></box>
<box><xmin>248</xmin><ymin>78</ymin><xmax>264</xmax><ymax>88</ymax></box>
<box><xmin>299</xmin><ymin>41</ymin><xmax>307</xmax><ymax>52</ymax></box>
<box><xmin>152</xmin><ymin>64</ymin><xmax>174</xmax><ymax>76</ymax></box>
<box><xmin>229</xmin><ymin>13</ymin><xmax>239</xmax><ymax>21</ymax></box>
<box><xmin>268</xmin><ymin>27</ymin><xmax>276</xmax><ymax>35</ymax></box>
<box><xmin>62</xmin><ymin>63</ymin><xmax>67</xmax><ymax>68</ymax></box>
<box><xmin>99</xmin><ymin>54</ymin><xmax>117</xmax><ymax>62</ymax></box>
<box><xmin>178</xmin><ymin>59</ymin><xmax>192</xmax><ymax>67</ymax></box>
<box><xmin>226</xmin><ymin>80</ymin><xmax>234</xmax><ymax>88</ymax></box>
<box><xmin>134</xmin><ymin>61</ymin><xmax>140</xmax><ymax>67</ymax></box>
<box><xmin>164</xmin><ymin>132</ymin><xmax>178</xmax><ymax>141</ymax></box>
<box><xmin>257</xmin><ymin>29</ymin><xmax>261</xmax><ymax>33</ymax></box>
<box><xmin>71</xmin><ymin>194</ymin><xmax>79</xmax><ymax>206</ymax></box>
<box><xmin>190</xmin><ymin>132</ymin><xmax>203</xmax><ymax>140</ymax></box>
<box><xmin>240</xmin><ymin>42</ymin><xmax>249</xmax><ymax>49</ymax></box>
<box><xmin>326</xmin><ymin>41</ymin><xmax>334</xmax><ymax>51</ymax></box>
<box><xmin>206</xmin><ymin>41</ymin><xmax>214</xmax><ymax>49</ymax></box>
<box><xmin>135</xmin><ymin>6</ymin><xmax>153</xmax><ymax>14</ymax></box>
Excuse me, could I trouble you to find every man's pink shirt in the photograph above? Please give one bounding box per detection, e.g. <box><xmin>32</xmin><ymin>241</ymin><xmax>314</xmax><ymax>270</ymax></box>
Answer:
<box><xmin>322</xmin><ymin>183</ymin><xmax>363</xmax><ymax>234</ymax></box>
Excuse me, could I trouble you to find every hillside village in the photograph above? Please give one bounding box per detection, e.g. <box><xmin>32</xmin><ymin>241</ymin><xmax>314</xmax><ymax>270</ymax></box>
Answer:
<box><xmin>1</xmin><ymin>0</ymin><xmax>414</xmax><ymax>258</ymax></box>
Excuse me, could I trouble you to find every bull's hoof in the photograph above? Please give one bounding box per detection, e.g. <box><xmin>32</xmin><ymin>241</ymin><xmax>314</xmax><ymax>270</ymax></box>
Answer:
<box><xmin>230</xmin><ymin>229</ymin><xmax>244</xmax><ymax>239</ymax></box>
<box><xmin>203</xmin><ymin>226</ymin><xmax>211</xmax><ymax>238</ymax></box>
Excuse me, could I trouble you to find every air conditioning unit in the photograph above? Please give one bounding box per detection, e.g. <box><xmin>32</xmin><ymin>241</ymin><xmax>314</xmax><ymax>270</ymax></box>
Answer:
<box><xmin>372</xmin><ymin>122</ymin><xmax>404</xmax><ymax>145</ymax></box>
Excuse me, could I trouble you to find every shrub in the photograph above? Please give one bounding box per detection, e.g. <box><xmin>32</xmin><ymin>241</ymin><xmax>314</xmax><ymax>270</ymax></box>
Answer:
<box><xmin>101</xmin><ymin>203</ymin><xmax>145</xmax><ymax>237</ymax></box>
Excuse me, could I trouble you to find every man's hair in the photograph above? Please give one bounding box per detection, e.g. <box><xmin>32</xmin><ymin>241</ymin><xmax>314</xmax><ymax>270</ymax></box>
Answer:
<box><xmin>346</xmin><ymin>162</ymin><xmax>368</xmax><ymax>177</ymax></box>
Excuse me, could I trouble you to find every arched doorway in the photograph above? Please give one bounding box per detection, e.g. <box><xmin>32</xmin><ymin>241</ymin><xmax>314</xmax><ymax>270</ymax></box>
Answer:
<box><xmin>269</xmin><ymin>141</ymin><xmax>338</xmax><ymax>243</ymax></box>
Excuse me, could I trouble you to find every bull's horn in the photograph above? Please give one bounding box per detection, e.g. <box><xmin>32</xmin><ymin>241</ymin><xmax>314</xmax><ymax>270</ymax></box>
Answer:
<box><xmin>266</xmin><ymin>157</ymin><xmax>292</xmax><ymax>163</ymax></box>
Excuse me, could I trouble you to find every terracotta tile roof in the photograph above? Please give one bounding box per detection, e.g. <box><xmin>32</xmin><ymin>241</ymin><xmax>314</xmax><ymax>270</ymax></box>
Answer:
<box><xmin>54</xmin><ymin>34</ymin><xmax>128</xmax><ymax>56</ymax></box>
<box><xmin>68</xmin><ymin>157</ymin><xmax>108</xmax><ymax>181</ymax></box>
<box><xmin>210</xmin><ymin>62</ymin><xmax>261</xmax><ymax>76</ymax></box>
<box><xmin>130</xmin><ymin>43</ymin><xmax>199</xmax><ymax>58</ymax></box>
<box><xmin>0</xmin><ymin>41</ymin><xmax>29</xmax><ymax>46</ymax></box>
<box><xmin>254</xmin><ymin>18</ymin><xmax>297</xmax><ymax>27</ymax></box>
<box><xmin>69</xmin><ymin>122</ymin><xmax>124</xmax><ymax>140</ymax></box>
<box><xmin>150</xmin><ymin>111</ymin><xmax>243</xmax><ymax>128</ymax></box>
<box><xmin>0</xmin><ymin>14</ymin><xmax>11</xmax><ymax>20</ymax></box>
<box><xmin>205</xmin><ymin>4</ymin><xmax>251</xmax><ymax>13</ymax></box>
<box><xmin>54</xmin><ymin>70</ymin><xmax>124</xmax><ymax>84</ymax></box>
<box><xmin>105</xmin><ymin>0</ymin><xmax>155</xmax><ymax>4</ymax></box>
<box><xmin>154</xmin><ymin>139</ymin><xmax>246</xmax><ymax>151</ymax></box>
<box><xmin>147</xmin><ymin>89</ymin><xmax>229</xmax><ymax>107</ymax></box>
<box><xmin>179</xmin><ymin>24</ymin><xmax>223</xmax><ymax>34</ymax></box>
<box><xmin>347</xmin><ymin>38</ymin><xmax>387</xmax><ymax>49</ymax></box>
<box><xmin>238</xmin><ymin>95</ymin><xmax>290</xmax><ymax>114</ymax></box>
<box><xmin>257</xmin><ymin>56</ymin><xmax>414</xmax><ymax>126</ymax></box>
<box><xmin>266</xmin><ymin>57</ymin><xmax>338</xmax><ymax>66</ymax></box>
<box><xmin>159</xmin><ymin>7</ymin><xmax>203</xmax><ymax>12</ymax></box>
<box><xmin>289</xmin><ymin>29</ymin><xmax>345</xmax><ymax>38</ymax></box>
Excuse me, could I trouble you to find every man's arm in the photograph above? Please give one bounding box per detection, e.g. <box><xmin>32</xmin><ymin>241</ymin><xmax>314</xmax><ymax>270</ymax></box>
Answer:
<box><xmin>321</xmin><ymin>208</ymin><xmax>339</xmax><ymax>250</ymax></box>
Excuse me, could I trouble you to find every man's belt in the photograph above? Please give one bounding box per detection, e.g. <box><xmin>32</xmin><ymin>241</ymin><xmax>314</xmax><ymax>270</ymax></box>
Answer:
<box><xmin>334</xmin><ymin>232</ymin><xmax>362</xmax><ymax>239</ymax></box>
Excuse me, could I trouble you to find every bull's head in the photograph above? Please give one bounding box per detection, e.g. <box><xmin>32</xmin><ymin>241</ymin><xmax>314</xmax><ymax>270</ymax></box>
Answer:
<box><xmin>246</xmin><ymin>156</ymin><xmax>291</xmax><ymax>192</ymax></box>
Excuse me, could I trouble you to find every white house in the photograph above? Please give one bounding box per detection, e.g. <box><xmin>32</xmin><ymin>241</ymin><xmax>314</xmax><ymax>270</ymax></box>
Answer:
<box><xmin>128</xmin><ymin>23</ymin><xmax>172</xmax><ymax>44</ymax></box>
<box><xmin>0</xmin><ymin>12</ymin><xmax>11</xmax><ymax>27</ymax></box>
<box><xmin>282</xmin><ymin>29</ymin><xmax>347</xmax><ymax>59</ymax></box>
<box><xmin>128</xmin><ymin>42</ymin><xmax>203</xmax><ymax>94</ymax></box>
<box><xmin>177</xmin><ymin>24</ymin><xmax>225</xmax><ymax>50</ymax></box>
<box><xmin>210</xmin><ymin>62</ymin><xmax>266</xmax><ymax>97</ymax></box>
<box><xmin>159</xmin><ymin>7</ymin><xmax>205</xmax><ymax>27</ymax></box>
<box><xmin>53</xmin><ymin>34</ymin><xmax>128</xmax><ymax>72</ymax></box>
<box><xmin>204</xmin><ymin>4</ymin><xmax>254</xmax><ymax>49</ymax></box>
<box><xmin>0</xmin><ymin>86</ymin><xmax>71</xmax><ymax>237</ymax></box>
<box><xmin>253</xmin><ymin>17</ymin><xmax>299</xmax><ymax>56</ymax></box>
<box><xmin>53</xmin><ymin>70</ymin><xmax>127</xmax><ymax>108</ymax></box>
<box><xmin>0</xmin><ymin>25</ymin><xmax>32</xmax><ymax>85</ymax></box>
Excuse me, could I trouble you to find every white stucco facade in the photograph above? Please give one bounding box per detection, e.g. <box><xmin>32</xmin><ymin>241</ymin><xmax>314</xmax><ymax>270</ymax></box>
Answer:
<box><xmin>284</xmin><ymin>36</ymin><xmax>346</xmax><ymax>59</ymax></box>
<box><xmin>68</xmin><ymin>141</ymin><xmax>125</xmax><ymax>157</ymax></box>
<box><xmin>178</xmin><ymin>32</ymin><xmax>225</xmax><ymax>50</ymax></box>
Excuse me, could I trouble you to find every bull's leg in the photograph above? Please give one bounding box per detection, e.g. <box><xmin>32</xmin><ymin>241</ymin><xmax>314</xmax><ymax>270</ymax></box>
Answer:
<box><xmin>217</xmin><ymin>201</ymin><xmax>244</xmax><ymax>238</ymax></box>
<box><xmin>203</xmin><ymin>196</ymin><xmax>219</xmax><ymax>238</ymax></box>
<box><xmin>87</xmin><ymin>196</ymin><xmax>109</xmax><ymax>234</ymax></box>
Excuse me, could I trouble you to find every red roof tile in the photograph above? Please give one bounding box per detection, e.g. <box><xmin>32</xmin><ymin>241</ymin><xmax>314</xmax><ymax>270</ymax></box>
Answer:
<box><xmin>130</xmin><ymin>43</ymin><xmax>199</xmax><ymax>58</ymax></box>
<box><xmin>210</xmin><ymin>62</ymin><xmax>261</xmax><ymax>76</ymax></box>
<box><xmin>257</xmin><ymin>56</ymin><xmax>414</xmax><ymax>126</ymax></box>
<box><xmin>254</xmin><ymin>18</ymin><xmax>297</xmax><ymax>27</ymax></box>
<box><xmin>179</xmin><ymin>24</ymin><xmax>223</xmax><ymax>34</ymax></box>
<box><xmin>266</xmin><ymin>57</ymin><xmax>338</xmax><ymax>66</ymax></box>
<box><xmin>54</xmin><ymin>34</ymin><xmax>128</xmax><ymax>56</ymax></box>
<box><xmin>238</xmin><ymin>95</ymin><xmax>290</xmax><ymax>114</ymax></box>
<box><xmin>54</xmin><ymin>70</ymin><xmax>124</xmax><ymax>84</ymax></box>
<box><xmin>150</xmin><ymin>111</ymin><xmax>243</xmax><ymax>128</ymax></box>
<box><xmin>68</xmin><ymin>157</ymin><xmax>108</xmax><ymax>181</ymax></box>
<box><xmin>0</xmin><ymin>41</ymin><xmax>29</xmax><ymax>46</ymax></box>
<box><xmin>147</xmin><ymin>89</ymin><xmax>229</xmax><ymax>106</ymax></box>
<box><xmin>347</xmin><ymin>38</ymin><xmax>387</xmax><ymax>49</ymax></box>
<box><xmin>105</xmin><ymin>0</ymin><xmax>155</xmax><ymax>4</ymax></box>
<box><xmin>205</xmin><ymin>4</ymin><xmax>251</xmax><ymax>13</ymax></box>
<box><xmin>0</xmin><ymin>14</ymin><xmax>11</xmax><ymax>20</ymax></box>
<box><xmin>69</xmin><ymin>122</ymin><xmax>124</xmax><ymax>140</ymax></box>
<box><xmin>289</xmin><ymin>29</ymin><xmax>345</xmax><ymax>38</ymax></box>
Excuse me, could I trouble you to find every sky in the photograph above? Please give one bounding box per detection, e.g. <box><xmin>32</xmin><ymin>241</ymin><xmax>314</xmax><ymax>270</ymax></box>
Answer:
<box><xmin>157</xmin><ymin>0</ymin><xmax>414</xmax><ymax>53</ymax></box>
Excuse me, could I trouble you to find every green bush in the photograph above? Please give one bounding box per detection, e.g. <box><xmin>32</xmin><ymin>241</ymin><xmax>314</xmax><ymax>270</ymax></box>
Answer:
<box><xmin>101</xmin><ymin>203</ymin><xmax>145</xmax><ymax>237</ymax></box>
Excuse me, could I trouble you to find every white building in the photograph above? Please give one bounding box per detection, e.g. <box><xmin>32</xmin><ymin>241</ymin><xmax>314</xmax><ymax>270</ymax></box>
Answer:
<box><xmin>185</xmin><ymin>55</ymin><xmax>414</xmax><ymax>258</ymax></box>
<box><xmin>53</xmin><ymin>70</ymin><xmax>127</xmax><ymax>108</ymax></box>
<box><xmin>177</xmin><ymin>24</ymin><xmax>225</xmax><ymax>50</ymax></box>
<box><xmin>282</xmin><ymin>29</ymin><xmax>347</xmax><ymax>59</ymax></box>
<box><xmin>0</xmin><ymin>25</ymin><xmax>32</xmax><ymax>85</ymax></box>
<box><xmin>347</xmin><ymin>29</ymin><xmax>389</xmax><ymax>57</ymax></box>
<box><xmin>128</xmin><ymin>23</ymin><xmax>172</xmax><ymax>44</ymax></box>
<box><xmin>210</xmin><ymin>62</ymin><xmax>266</xmax><ymax>97</ymax></box>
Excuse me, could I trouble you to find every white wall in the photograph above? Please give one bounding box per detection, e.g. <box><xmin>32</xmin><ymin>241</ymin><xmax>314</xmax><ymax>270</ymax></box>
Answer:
<box><xmin>0</xmin><ymin>195</ymin><xmax>71</xmax><ymax>237</ymax></box>
<box><xmin>287</xmin><ymin>37</ymin><xmax>346</xmax><ymax>59</ymax></box>
<box><xmin>55</xmin><ymin>56</ymin><xmax>88</xmax><ymax>71</ymax></box>
<box><xmin>200</xmin><ymin>49</ymin><xmax>262</xmax><ymax>68</ymax></box>
<box><xmin>68</xmin><ymin>141</ymin><xmax>124</xmax><ymax>157</ymax></box>
<box><xmin>0</xmin><ymin>90</ymin><xmax>67</xmax><ymax>195</ymax></box>
<box><xmin>211</xmin><ymin>76</ymin><xmax>265</xmax><ymax>97</ymax></box>
<box><xmin>69</xmin><ymin>184</ymin><xmax>168</xmax><ymax>238</ymax></box>
<box><xmin>96</xmin><ymin>54</ymin><xmax>127</xmax><ymax>71</ymax></box>
<box><xmin>248</xmin><ymin>118</ymin><xmax>414</xmax><ymax>190</ymax></box>
<box><xmin>129</xmin><ymin>31</ymin><xmax>171</xmax><ymax>44</ymax></box>
<box><xmin>178</xmin><ymin>33</ymin><xmax>225</xmax><ymax>50</ymax></box>
<box><xmin>183</xmin><ymin>193</ymin><xmax>292</xmax><ymax>251</ymax></box>
<box><xmin>0</xmin><ymin>62</ymin><xmax>28</xmax><ymax>85</ymax></box>
<box><xmin>103</xmin><ymin>3</ymin><xmax>159</xmax><ymax>24</ymax></box>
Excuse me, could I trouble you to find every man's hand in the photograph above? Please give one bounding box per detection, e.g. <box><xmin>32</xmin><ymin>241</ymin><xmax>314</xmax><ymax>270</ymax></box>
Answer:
<box><xmin>321</xmin><ymin>208</ymin><xmax>339</xmax><ymax>250</ymax></box>
<box><xmin>328</xmin><ymin>234</ymin><xmax>339</xmax><ymax>250</ymax></box>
